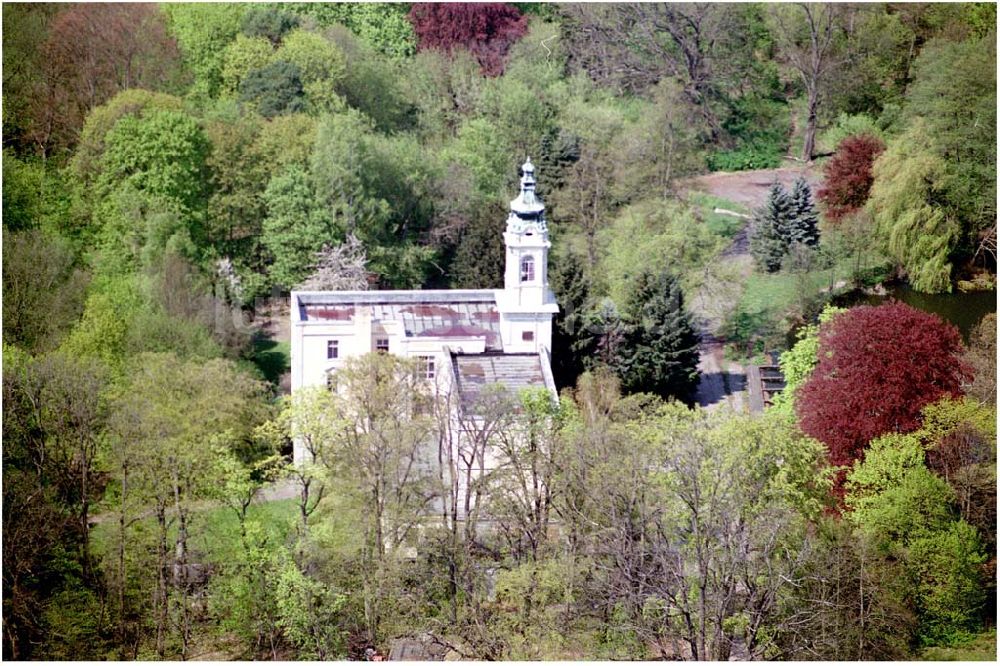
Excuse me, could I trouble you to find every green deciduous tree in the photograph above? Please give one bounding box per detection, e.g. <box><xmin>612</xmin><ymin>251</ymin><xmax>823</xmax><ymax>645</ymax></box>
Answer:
<box><xmin>72</xmin><ymin>89</ymin><xmax>185</xmax><ymax>186</ymax></box>
<box><xmin>99</xmin><ymin>109</ymin><xmax>211</xmax><ymax>220</ymax></box>
<box><xmin>164</xmin><ymin>3</ymin><xmax>246</xmax><ymax>99</ymax></box>
<box><xmin>769</xmin><ymin>305</ymin><xmax>845</xmax><ymax>418</ymax></box>
<box><xmin>599</xmin><ymin>200</ymin><xmax>724</xmax><ymax>306</ymax></box>
<box><xmin>106</xmin><ymin>352</ymin><xmax>268</xmax><ymax>657</ymax></box>
<box><xmin>220</xmin><ymin>35</ymin><xmax>274</xmax><ymax>96</ymax></box>
<box><xmin>868</xmin><ymin>119</ymin><xmax>960</xmax><ymax>293</ymax></box>
<box><xmin>261</xmin><ymin>165</ymin><xmax>338</xmax><ymax>290</ymax></box>
<box><xmin>903</xmin><ymin>34</ymin><xmax>997</xmax><ymax>245</ymax></box>
<box><xmin>275</xmin><ymin>29</ymin><xmax>347</xmax><ymax>114</ymax></box>
<box><xmin>281</xmin><ymin>2</ymin><xmax>417</xmax><ymax>58</ymax></box>
<box><xmin>846</xmin><ymin>432</ymin><xmax>987</xmax><ymax>645</ymax></box>
<box><xmin>2</xmin><ymin>230</ymin><xmax>89</xmax><ymax>353</ymax></box>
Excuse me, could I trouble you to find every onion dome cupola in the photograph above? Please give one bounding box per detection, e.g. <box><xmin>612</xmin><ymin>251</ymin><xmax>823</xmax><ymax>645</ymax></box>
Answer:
<box><xmin>506</xmin><ymin>157</ymin><xmax>547</xmax><ymax>235</ymax></box>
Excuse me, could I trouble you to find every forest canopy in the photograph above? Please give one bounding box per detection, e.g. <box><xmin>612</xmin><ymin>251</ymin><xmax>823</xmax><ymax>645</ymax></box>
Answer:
<box><xmin>2</xmin><ymin>2</ymin><xmax>996</xmax><ymax>661</ymax></box>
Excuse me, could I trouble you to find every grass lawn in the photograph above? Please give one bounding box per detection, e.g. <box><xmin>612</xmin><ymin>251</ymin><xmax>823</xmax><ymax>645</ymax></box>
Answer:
<box><xmin>919</xmin><ymin>629</ymin><xmax>996</xmax><ymax>661</ymax></box>
<box><xmin>250</xmin><ymin>336</ymin><xmax>291</xmax><ymax>386</ymax></box>
<box><xmin>738</xmin><ymin>269</ymin><xmax>838</xmax><ymax>319</ymax></box>
<box><xmin>92</xmin><ymin>498</ymin><xmax>299</xmax><ymax>565</ymax></box>
<box><xmin>688</xmin><ymin>192</ymin><xmax>749</xmax><ymax>239</ymax></box>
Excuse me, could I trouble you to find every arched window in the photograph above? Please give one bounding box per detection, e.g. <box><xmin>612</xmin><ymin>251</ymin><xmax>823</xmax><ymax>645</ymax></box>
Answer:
<box><xmin>520</xmin><ymin>255</ymin><xmax>535</xmax><ymax>283</ymax></box>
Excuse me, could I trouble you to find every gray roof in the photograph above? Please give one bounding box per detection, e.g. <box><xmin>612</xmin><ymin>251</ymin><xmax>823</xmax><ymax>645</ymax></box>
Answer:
<box><xmin>451</xmin><ymin>352</ymin><xmax>550</xmax><ymax>413</ymax></box>
<box><xmin>294</xmin><ymin>290</ymin><xmax>502</xmax><ymax>350</ymax></box>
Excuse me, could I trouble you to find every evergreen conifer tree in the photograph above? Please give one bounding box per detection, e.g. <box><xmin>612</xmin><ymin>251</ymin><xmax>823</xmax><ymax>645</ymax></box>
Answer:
<box><xmin>578</xmin><ymin>298</ymin><xmax>629</xmax><ymax>375</ymax></box>
<box><xmin>789</xmin><ymin>176</ymin><xmax>820</xmax><ymax>246</ymax></box>
<box><xmin>620</xmin><ymin>270</ymin><xmax>701</xmax><ymax>402</ymax></box>
<box><xmin>549</xmin><ymin>249</ymin><xmax>591</xmax><ymax>388</ymax></box>
<box><xmin>750</xmin><ymin>181</ymin><xmax>793</xmax><ymax>272</ymax></box>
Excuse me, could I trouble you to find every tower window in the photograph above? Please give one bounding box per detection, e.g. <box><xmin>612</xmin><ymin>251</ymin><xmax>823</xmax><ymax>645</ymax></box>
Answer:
<box><xmin>520</xmin><ymin>256</ymin><xmax>535</xmax><ymax>283</ymax></box>
<box><xmin>376</xmin><ymin>337</ymin><xmax>389</xmax><ymax>353</ymax></box>
<box><xmin>327</xmin><ymin>339</ymin><xmax>339</xmax><ymax>359</ymax></box>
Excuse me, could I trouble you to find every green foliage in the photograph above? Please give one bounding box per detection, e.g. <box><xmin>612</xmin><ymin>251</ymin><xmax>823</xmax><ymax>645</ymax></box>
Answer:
<box><xmin>59</xmin><ymin>274</ymin><xmax>146</xmax><ymax>370</ymax></box>
<box><xmin>326</xmin><ymin>24</ymin><xmax>415</xmax><ymax>132</ymax></box>
<box><xmin>164</xmin><ymin>3</ymin><xmax>246</xmax><ymax>99</ymax></box>
<box><xmin>903</xmin><ymin>35</ymin><xmax>997</xmax><ymax>238</ymax></box>
<box><xmin>920</xmin><ymin>628</ymin><xmax>997</xmax><ymax>661</ymax></box>
<box><xmin>449</xmin><ymin>201</ymin><xmax>507</xmax><ymax>289</ymax></box>
<box><xmin>72</xmin><ymin>89</ymin><xmax>185</xmax><ymax>185</ymax></box>
<box><xmin>709</xmin><ymin>95</ymin><xmax>789</xmax><ymax>171</ymax></box>
<box><xmin>613</xmin><ymin>78</ymin><xmax>705</xmax><ymax>198</ymax></box>
<box><xmin>769</xmin><ymin>305</ymin><xmax>845</xmax><ymax>416</ymax></box>
<box><xmin>750</xmin><ymin>182</ymin><xmax>794</xmax><ymax>272</ymax></box>
<box><xmin>281</xmin><ymin>2</ymin><xmax>416</xmax><ymax>58</ymax></box>
<box><xmin>707</xmin><ymin>143</ymin><xmax>783</xmax><ymax>171</ymax></box>
<box><xmin>239</xmin><ymin>60</ymin><xmax>306</xmax><ymax>118</ymax></box>
<box><xmin>846</xmin><ymin>433</ymin><xmax>954</xmax><ymax>539</ymax></box>
<box><xmin>618</xmin><ymin>270</ymin><xmax>701</xmax><ymax>401</ymax></box>
<box><xmin>275</xmin><ymin>29</ymin><xmax>347</xmax><ymax>113</ymax></box>
<box><xmin>99</xmin><ymin>110</ymin><xmax>211</xmax><ymax>218</ymax></box>
<box><xmin>220</xmin><ymin>34</ymin><xmax>274</xmax><ymax>96</ymax></box>
<box><xmin>819</xmin><ymin>112</ymin><xmax>884</xmax><ymax>154</ymax></box>
<box><xmin>261</xmin><ymin>165</ymin><xmax>337</xmax><ymax>290</ymax></box>
<box><xmin>1</xmin><ymin>153</ymin><xmax>40</xmax><ymax>231</ymax></box>
<box><xmin>274</xmin><ymin>557</ymin><xmax>347</xmax><ymax>658</ymax></box>
<box><xmin>845</xmin><ymin>427</ymin><xmax>989</xmax><ymax>646</ymax></box>
<box><xmin>444</xmin><ymin>117</ymin><xmax>515</xmax><ymax>200</ymax></box>
<box><xmin>599</xmin><ymin>200</ymin><xmax>724</xmax><ymax>304</ymax></box>
<box><xmin>908</xmin><ymin>522</ymin><xmax>987</xmax><ymax>645</ymax></box>
<box><xmin>868</xmin><ymin>120</ymin><xmax>959</xmax><ymax>293</ymax></box>
<box><xmin>2</xmin><ymin>229</ymin><xmax>88</xmax><ymax>354</ymax></box>
<box><xmin>241</xmin><ymin>6</ymin><xmax>299</xmax><ymax>46</ymax></box>
<box><xmin>869</xmin><ymin>34</ymin><xmax>997</xmax><ymax>292</ymax></box>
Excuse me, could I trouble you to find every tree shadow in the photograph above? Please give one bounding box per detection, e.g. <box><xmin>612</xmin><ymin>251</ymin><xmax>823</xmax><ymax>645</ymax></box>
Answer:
<box><xmin>250</xmin><ymin>334</ymin><xmax>290</xmax><ymax>386</ymax></box>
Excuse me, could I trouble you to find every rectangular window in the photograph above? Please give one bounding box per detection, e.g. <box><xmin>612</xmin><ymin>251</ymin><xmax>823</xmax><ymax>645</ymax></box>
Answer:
<box><xmin>326</xmin><ymin>339</ymin><xmax>339</xmax><ymax>359</ymax></box>
<box><xmin>376</xmin><ymin>337</ymin><xmax>389</xmax><ymax>353</ymax></box>
<box><xmin>522</xmin><ymin>330</ymin><xmax>534</xmax><ymax>342</ymax></box>
<box><xmin>418</xmin><ymin>355</ymin><xmax>436</xmax><ymax>380</ymax></box>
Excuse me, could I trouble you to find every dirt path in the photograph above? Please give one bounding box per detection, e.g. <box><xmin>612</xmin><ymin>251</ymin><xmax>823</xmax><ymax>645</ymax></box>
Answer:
<box><xmin>694</xmin><ymin>336</ymin><xmax>747</xmax><ymax>412</ymax></box>
<box><xmin>682</xmin><ymin>165</ymin><xmax>821</xmax><ymax>208</ymax></box>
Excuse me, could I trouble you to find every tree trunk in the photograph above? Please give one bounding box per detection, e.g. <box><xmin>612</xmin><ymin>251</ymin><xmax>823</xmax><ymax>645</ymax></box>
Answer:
<box><xmin>803</xmin><ymin>85</ymin><xmax>819</xmax><ymax>162</ymax></box>
<box><xmin>117</xmin><ymin>467</ymin><xmax>128</xmax><ymax>644</ymax></box>
<box><xmin>172</xmin><ymin>472</ymin><xmax>190</xmax><ymax>661</ymax></box>
<box><xmin>155</xmin><ymin>503</ymin><xmax>169</xmax><ymax>659</ymax></box>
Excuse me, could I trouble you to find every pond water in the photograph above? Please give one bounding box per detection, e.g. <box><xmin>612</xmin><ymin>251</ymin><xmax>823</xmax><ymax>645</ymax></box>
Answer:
<box><xmin>832</xmin><ymin>284</ymin><xmax>997</xmax><ymax>341</ymax></box>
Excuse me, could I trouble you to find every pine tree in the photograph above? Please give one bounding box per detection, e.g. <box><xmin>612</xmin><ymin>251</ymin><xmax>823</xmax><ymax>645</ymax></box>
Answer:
<box><xmin>620</xmin><ymin>270</ymin><xmax>701</xmax><ymax>402</ymax></box>
<box><xmin>750</xmin><ymin>181</ymin><xmax>793</xmax><ymax>272</ymax></box>
<box><xmin>578</xmin><ymin>298</ymin><xmax>628</xmax><ymax>375</ymax></box>
<box><xmin>789</xmin><ymin>176</ymin><xmax>820</xmax><ymax>246</ymax></box>
<box><xmin>549</xmin><ymin>249</ymin><xmax>591</xmax><ymax>389</ymax></box>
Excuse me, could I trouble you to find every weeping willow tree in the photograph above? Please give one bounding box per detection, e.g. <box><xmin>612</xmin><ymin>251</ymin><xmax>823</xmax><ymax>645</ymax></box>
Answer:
<box><xmin>867</xmin><ymin>120</ymin><xmax>960</xmax><ymax>294</ymax></box>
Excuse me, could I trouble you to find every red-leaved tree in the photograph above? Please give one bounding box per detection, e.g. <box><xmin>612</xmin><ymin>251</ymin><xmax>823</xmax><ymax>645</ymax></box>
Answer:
<box><xmin>816</xmin><ymin>134</ymin><xmax>886</xmax><ymax>223</ymax></box>
<box><xmin>408</xmin><ymin>3</ymin><xmax>528</xmax><ymax>76</ymax></box>
<box><xmin>796</xmin><ymin>302</ymin><xmax>970</xmax><ymax>469</ymax></box>
<box><xmin>26</xmin><ymin>4</ymin><xmax>181</xmax><ymax>158</ymax></box>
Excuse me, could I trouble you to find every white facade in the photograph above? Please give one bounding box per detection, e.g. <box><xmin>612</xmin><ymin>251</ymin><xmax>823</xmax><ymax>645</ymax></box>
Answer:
<box><xmin>290</xmin><ymin>159</ymin><xmax>559</xmax><ymax>465</ymax></box>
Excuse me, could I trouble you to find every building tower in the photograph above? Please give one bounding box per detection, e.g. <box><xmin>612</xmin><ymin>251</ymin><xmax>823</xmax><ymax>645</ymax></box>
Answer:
<box><xmin>497</xmin><ymin>158</ymin><xmax>559</xmax><ymax>352</ymax></box>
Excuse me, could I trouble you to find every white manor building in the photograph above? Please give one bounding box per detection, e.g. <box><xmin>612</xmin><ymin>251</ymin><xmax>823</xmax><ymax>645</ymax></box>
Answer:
<box><xmin>290</xmin><ymin>158</ymin><xmax>559</xmax><ymax>465</ymax></box>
